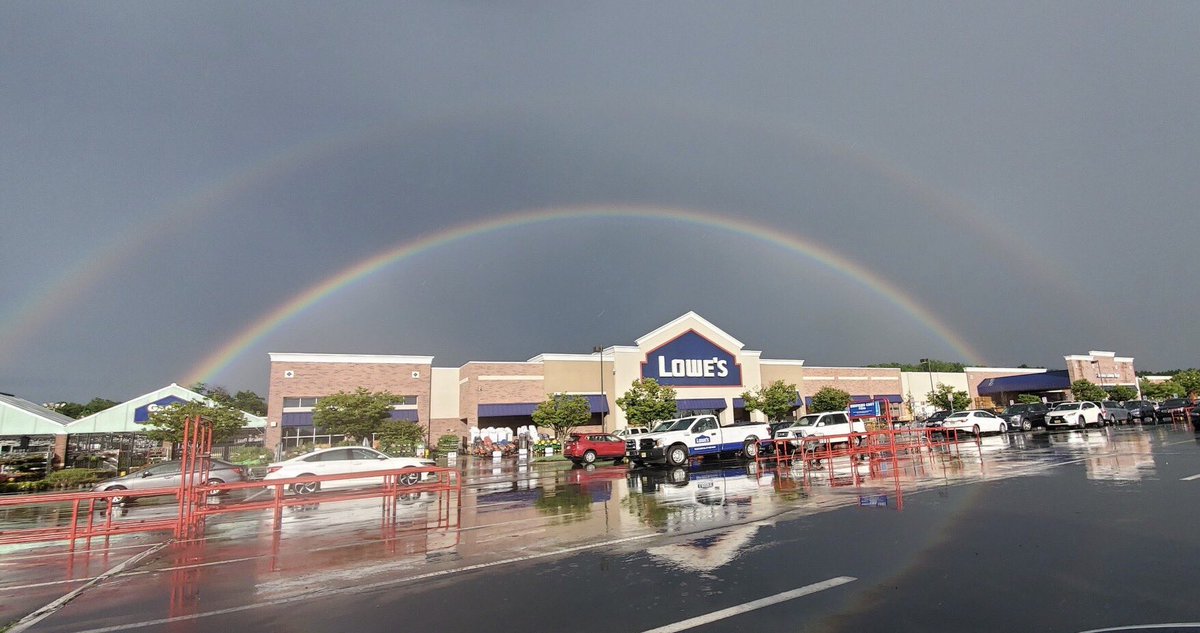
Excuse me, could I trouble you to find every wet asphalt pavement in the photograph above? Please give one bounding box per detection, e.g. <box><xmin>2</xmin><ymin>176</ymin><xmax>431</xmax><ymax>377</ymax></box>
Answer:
<box><xmin>3</xmin><ymin>423</ymin><xmax>1200</xmax><ymax>633</ymax></box>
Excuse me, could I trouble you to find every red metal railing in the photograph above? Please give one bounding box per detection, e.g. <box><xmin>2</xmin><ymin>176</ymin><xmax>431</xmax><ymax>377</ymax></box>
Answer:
<box><xmin>0</xmin><ymin>416</ymin><xmax>463</xmax><ymax>546</ymax></box>
<box><xmin>756</xmin><ymin>426</ymin><xmax>966</xmax><ymax>469</ymax></box>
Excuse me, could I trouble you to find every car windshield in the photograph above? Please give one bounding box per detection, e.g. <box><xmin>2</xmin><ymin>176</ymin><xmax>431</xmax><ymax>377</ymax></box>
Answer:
<box><xmin>665</xmin><ymin>418</ymin><xmax>696</xmax><ymax>431</ymax></box>
<box><xmin>1001</xmin><ymin>405</ymin><xmax>1029</xmax><ymax>414</ymax></box>
<box><xmin>946</xmin><ymin>413</ymin><xmax>970</xmax><ymax>420</ymax></box>
<box><xmin>791</xmin><ymin>414</ymin><xmax>823</xmax><ymax>428</ymax></box>
<box><xmin>650</xmin><ymin>421</ymin><xmax>674</xmax><ymax>432</ymax></box>
<box><xmin>1164</xmin><ymin>399</ymin><xmax>1189</xmax><ymax>407</ymax></box>
<box><xmin>1055</xmin><ymin>403</ymin><xmax>1082</xmax><ymax>411</ymax></box>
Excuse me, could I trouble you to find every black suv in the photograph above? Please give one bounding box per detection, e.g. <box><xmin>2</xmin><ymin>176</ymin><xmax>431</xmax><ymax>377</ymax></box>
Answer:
<box><xmin>1121</xmin><ymin>400</ymin><xmax>1157</xmax><ymax>423</ymax></box>
<box><xmin>1000</xmin><ymin>403</ymin><xmax>1049</xmax><ymax>431</ymax></box>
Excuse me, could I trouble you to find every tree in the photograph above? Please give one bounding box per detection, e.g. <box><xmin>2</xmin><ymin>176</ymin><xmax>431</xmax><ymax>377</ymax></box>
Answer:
<box><xmin>1171</xmin><ymin>369</ymin><xmax>1200</xmax><ymax>399</ymax></box>
<box><xmin>145</xmin><ymin>400</ymin><xmax>250</xmax><ymax>444</ymax></box>
<box><xmin>615</xmin><ymin>378</ymin><xmax>678</xmax><ymax>427</ymax></box>
<box><xmin>1141</xmin><ymin>378</ymin><xmax>1183</xmax><ymax>401</ymax></box>
<box><xmin>375</xmin><ymin>421</ymin><xmax>425</xmax><ymax>456</ymax></box>
<box><xmin>810</xmin><ymin>387</ymin><xmax>851</xmax><ymax>413</ymax></box>
<box><xmin>1070</xmin><ymin>379</ymin><xmax>1107</xmax><ymax>402</ymax></box>
<box><xmin>1016</xmin><ymin>394</ymin><xmax>1043</xmax><ymax>405</ymax></box>
<box><xmin>190</xmin><ymin>382</ymin><xmax>266</xmax><ymax>416</ymax></box>
<box><xmin>927</xmin><ymin>383</ymin><xmax>971</xmax><ymax>411</ymax></box>
<box><xmin>1108</xmin><ymin>385</ymin><xmax>1137</xmax><ymax>402</ymax></box>
<box><xmin>740</xmin><ymin>380</ymin><xmax>799</xmax><ymax>422</ymax></box>
<box><xmin>52</xmin><ymin>397</ymin><xmax>118</xmax><ymax>419</ymax></box>
<box><xmin>866</xmin><ymin>359</ymin><xmax>966</xmax><ymax>372</ymax></box>
<box><xmin>531</xmin><ymin>393</ymin><xmax>592</xmax><ymax>440</ymax></box>
<box><xmin>311</xmin><ymin>388</ymin><xmax>399</xmax><ymax>442</ymax></box>
<box><xmin>904</xmin><ymin>392</ymin><xmax>918</xmax><ymax>419</ymax></box>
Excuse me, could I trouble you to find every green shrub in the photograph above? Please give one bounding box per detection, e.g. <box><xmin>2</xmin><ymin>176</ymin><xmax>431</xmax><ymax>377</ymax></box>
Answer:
<box><xmin>43</xmin><ymin>468</ymin><xmax>107</xmax><ymax>487</ymax></box>
<box><xmin>228</xmin><ymin>446</ymin><xmax>273</xmax><ymax>466</ymax></box>
<box><xmin>284</xmin><ymin>443</ymin><xmax>316</xmax><ymax>459</ymax></box>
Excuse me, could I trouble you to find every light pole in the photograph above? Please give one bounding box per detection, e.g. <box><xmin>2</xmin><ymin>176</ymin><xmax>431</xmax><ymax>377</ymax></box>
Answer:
<box><xmin>921</xmin><ymin>358</ymin><xmax>938</xmax><ymax>414</ymax></box>
<box><xmin>593</xmin><ymin>346</ymin><xmax>605</xmax><ymax>431</ymax></box>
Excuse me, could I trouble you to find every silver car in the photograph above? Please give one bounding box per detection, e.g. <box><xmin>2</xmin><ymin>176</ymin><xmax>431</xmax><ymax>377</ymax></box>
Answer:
<box><xmin>93</xmin><ymin>458</ymin><xmax>247</xmax><ymax>503</ymax></box>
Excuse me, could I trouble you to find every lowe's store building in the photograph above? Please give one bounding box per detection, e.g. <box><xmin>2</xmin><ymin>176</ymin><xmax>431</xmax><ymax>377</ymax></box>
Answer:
<box><xmin>267</xmin><ymin>312</ymin><xmax>917</xmax><ymax>449</ymax></box>
<box><xmin>265</xmin><ymin>312</ymin><xmax>1141</xmax><ymax>451</ymax></box>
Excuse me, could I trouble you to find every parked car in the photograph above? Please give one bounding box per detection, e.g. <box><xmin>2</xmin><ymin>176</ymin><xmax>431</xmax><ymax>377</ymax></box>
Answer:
<box><xmin>94</xmin><ymin>458</ymin><xmax>247</xmax><ymax>504</ymax></box>
<box><xmin>999</xmin><ymin>403</ymin><xmax>1049</xmax><ymax>431</ymax></box>
<box><xmin>774</xmin><ymin>411</ymin><xmax>866</xmax><ymax>447</ymax></box>
<box><xmin>613</xmin><ymin>427</ymin><xmax>650</xmax><ymax>441</ymax></box>
<box><xmin>940</xmin><ymin>410</ymin><xmax>1007</xmax><ymax>436</ymax></box>
<box><xmin>564</xmin><ymin>433</ymin><xmax>627</xmax><ymax>465</ymax></box>
<box><xmin>1156</xmin><ymin>398</ymin><xmax>1194</xmax><ymax>421</ymax></box>
<box><xmin>1099</xmin><ymin>401</ymin><xmax>1131</xmax><ymax>425</ymax></box>
<box><xmin>1122</xmin><ymin>400</ymin><xmax>1158</xmax><ymax>423</ymax></box>
<box><xmin>922</xmin><ymin>410</ymin><xmax>952</xmax><ymax>428</ymax></box>
<box><xmin>263</xmin><ymin>446</ymin><xmax>435</xmax><ymax>495</ymax></box>
<box><xmin>1045</xmin><ymin>401</ymin><xmax>1104</xmax><ymax>429</ymax></box>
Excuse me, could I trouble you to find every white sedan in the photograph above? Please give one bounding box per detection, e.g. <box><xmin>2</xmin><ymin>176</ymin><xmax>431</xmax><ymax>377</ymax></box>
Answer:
<box><xmin>263</xmin><ymin>446</ymin><xmax>435</xmax><ymax>495</ymax></box>
<box><xmin>940</xmin><ymin>410</ymin><xmax>1008</xmax><ymax>436</ymax></box>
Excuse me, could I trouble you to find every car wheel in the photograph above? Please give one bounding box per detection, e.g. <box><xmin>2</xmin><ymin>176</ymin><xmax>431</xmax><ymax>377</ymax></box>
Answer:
<box><xmin>205</xmin><ymin>477</ymin><xmax>224</xmax><ymax>496</ymax></box>
<box><xmin>1077</xmin><ymin>416</ymin><xmax>1085</xmax><ymax>428</ymax></box>
<box><xmin>999</xmin><ymin>422</ymin><xmax>1008</xmax><ymax>434</ymax></box>
<box><xmin>667</xmin><ymin>444</ymin><xmax>688</xmax><ymax>467</ymax></box>
<box><xmin>972</xmin><ymin>424</ymin><xmax>981</xmax><ymax>437</ymax></box>
<box><xmin>398</xmin><ymin>469</ymin><xmax>421</xmax><ymax>486</ymax></box>
<box><xmin>1021</xmin><ymin>419</ymin><xmax>1032</xmax><ymax>432</ymax></box>
<box><xmin>105</xmin><ymin>485</ymin><xmax>128</xmax><ymax>504</ymax></box>
<box><xmin>292</xmin><ymin>476</ymin><xmax>319</xmax><ymax>495</ymax></box>
<box><xmin>742</xmin><ymin>437</ymin><xmax>759</xmax><ymax>459</ymax></box>
<box><xmin>583</xmin><ymin>450</ymin><xmax>597</xmax><ymax>464</ymax></box>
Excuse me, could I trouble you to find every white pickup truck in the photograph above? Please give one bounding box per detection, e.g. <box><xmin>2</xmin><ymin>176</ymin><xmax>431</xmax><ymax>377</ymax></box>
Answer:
<box><xmin>773</xmin><ymin>411</ymin><xmax>866</xmax><ymax>447</ymax></box>
<box><xmin>625</xmin><ymin>415</ymin><xmax>770</xmax><ymax>467</ymax></box>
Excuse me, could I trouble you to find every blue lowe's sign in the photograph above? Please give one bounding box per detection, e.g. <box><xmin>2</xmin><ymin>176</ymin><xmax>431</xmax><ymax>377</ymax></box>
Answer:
<box><xmin>134</xmin><ymin>395</ymin><xmax>189</xmax><ymax>423</ymax></box>
<box><xmin>642</xmin><ymin>330</ymin><xmax>742</xmax><ymax>387</ymax></box>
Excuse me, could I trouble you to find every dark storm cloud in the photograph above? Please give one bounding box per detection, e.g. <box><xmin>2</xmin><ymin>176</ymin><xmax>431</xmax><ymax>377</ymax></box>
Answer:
<box><xmin>2</xmin><ymin>1</ymin><xmax>1198</xmax><ymax>402</ymax></box>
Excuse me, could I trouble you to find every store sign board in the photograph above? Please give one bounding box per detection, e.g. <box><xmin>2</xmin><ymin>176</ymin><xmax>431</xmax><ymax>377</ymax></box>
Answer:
<box><xmin>134</xmin><ymin>395</ymin><xmax>189</xmax><ymax>423</ymax></box>
<box><xmin>642</xmin><ymin>330</ymin><xmax>742</xmax><ymax>387</ymax></box>
<box><xmin>849</xmin><ymin>402</ymin><xmax>881</xmax><ymax>419</ymax></box>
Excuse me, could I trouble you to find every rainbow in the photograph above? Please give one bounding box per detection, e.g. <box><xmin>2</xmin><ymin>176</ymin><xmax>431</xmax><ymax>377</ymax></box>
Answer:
<box><xmin>183</xmin><ymin>204</ymin><xmax>987</xmax><ymax>385</ymax></box>
<box><xmin>0</xmin><ymin>102</ymin><xmax>1088</xmax><ymax>367</ymax></box>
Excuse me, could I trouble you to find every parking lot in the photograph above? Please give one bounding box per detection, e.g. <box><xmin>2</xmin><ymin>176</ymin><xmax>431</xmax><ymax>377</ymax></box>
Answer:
<box><xmin>4</xmin><ymin>423</ymin><xmax>1200</xmax><ymax>632</ymax></box>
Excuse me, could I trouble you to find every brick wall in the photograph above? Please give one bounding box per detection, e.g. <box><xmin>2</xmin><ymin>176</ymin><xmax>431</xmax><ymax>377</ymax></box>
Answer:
<box><xmin>266</xmin><ymin>361</ymin><xmax>431</xmax><ymax>448</ymax></box>
<box><xmin>458</xmin><ymin>362</ymin><xmax>546</xmax><ymax>429</ymax></box>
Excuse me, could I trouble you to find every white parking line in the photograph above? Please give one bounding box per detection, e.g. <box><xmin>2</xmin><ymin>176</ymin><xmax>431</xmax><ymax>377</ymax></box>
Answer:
<box><xmin>1181</xmin><ymin>473</ymin><xmax>1200</xmax><ymax>481</ymax></box>
<box><xmin>6</xmin><ymin>542</ymin><xmax>170</xmax><ymax>633</ymax></box>
<box><xmin>638</xmin><ymin>576</ymin><xmax>857</xmax><ymax>633</ymax></box>
<box><xmin>63</xmin><ymin>532</ymin><xmax>664</xmax><ymax>633</ymax></box>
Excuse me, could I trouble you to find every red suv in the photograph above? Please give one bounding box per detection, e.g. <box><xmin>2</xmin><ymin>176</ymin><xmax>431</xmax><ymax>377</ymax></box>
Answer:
<box><xmin>563</xmin><ymin>433</ymin><xmax>627</xmax><ymax>465</ymax></box>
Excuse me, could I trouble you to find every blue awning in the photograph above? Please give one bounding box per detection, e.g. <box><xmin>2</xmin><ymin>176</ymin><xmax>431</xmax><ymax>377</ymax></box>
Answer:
<box><xmin>803</xmin><ymin>395</ymin><xmax>900</xmax><ymax>407</ymax></box>
<box><xmin>585</xmin><ymin>395</ymin><xmax>609</xmax><ymax>414</ymax></box>
<box><xmin>479</xmin><ymin>403</ymin><xmax>538</xmax><ymax>417</ymax></box>
<box><xmin>977</xmin><ymin>371</ymin><xmax>1070</xmax><ymax>396</ymax></box>
<box><xmin>284</xmin><ymin>410</ymin><xmax>420</xmax><ymax>427</ymax></box>
<box><xmin>282</xmin><ymin>412</ymin><xmax>313</xmax><ymax>427</ymax></box>
<box><xmin>479</xmin><ymin>395</ymin><xmax>608</xmax><ymax>418</ymax></box>
<box><xmin>675</xmin><ymin>398</ymin><xmax>727</xmax><ymax>411</ymax></box>
<box><xmin>732</xmin><ymin>393</ymin><xmax>803</xmax><ymax>409</ymax></box>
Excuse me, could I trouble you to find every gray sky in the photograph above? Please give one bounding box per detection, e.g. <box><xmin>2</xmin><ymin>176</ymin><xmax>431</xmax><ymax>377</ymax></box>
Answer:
<box><xmin>3</xmin><ymin>1</ymin><xmax>1198</xmax><ymax>403</ymax></box>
